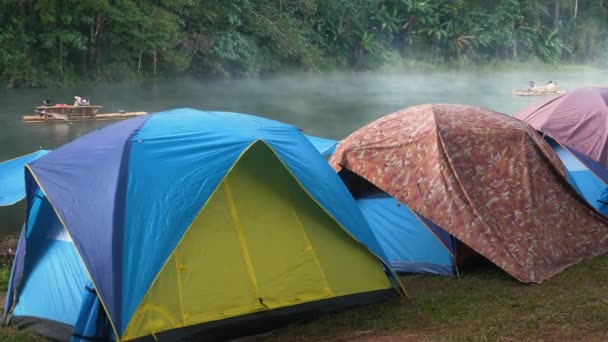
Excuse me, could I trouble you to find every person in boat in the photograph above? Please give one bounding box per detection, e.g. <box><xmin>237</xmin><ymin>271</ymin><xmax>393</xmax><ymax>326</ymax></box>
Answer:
<box><xmin>43</xmin><ymin>99</ymin><xmax>53</xmax><ymax>106</ymax></box>
<box><xmin>527</xmin><ymin>81</ymin><xmax>536</xmax><ymax>92</ymax></box>
<box><xmin>547</xmin><ymin>80</ymin><xmax>556</xmax><ymax>90</ymax></box>
<box><xmin>74</xmin><ymin>96</ymin><xmax>90</xmax><ymax>106</ymax></box>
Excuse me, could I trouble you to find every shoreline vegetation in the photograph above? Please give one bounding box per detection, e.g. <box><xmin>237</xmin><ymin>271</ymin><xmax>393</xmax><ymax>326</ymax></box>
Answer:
<box><xmin>1</xmin><ymin>1</ymin><xmax>607</xmax><ymax>88</ymax></box>
<box><xmin>2</xmin><ymin>61</ymin><xmax>607</xmax><ymax>92</ymax></box>
<box><xmin>2</xmin><ymin>61</ymin><xmax>607</xmax><ymax>90</ymax></box>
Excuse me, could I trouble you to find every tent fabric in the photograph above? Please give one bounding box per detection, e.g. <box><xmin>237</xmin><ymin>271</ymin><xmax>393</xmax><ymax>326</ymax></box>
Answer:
<box><xmin>122</xmin><ymin>141</ymin><xmax>391</xmax><ymax>340</ymax></box>
<box><xmin>10</xmin><ymin>190</ymin><xmax>89</xmax><ymax>327</ymax></box>
<box><xmin>28</xmin><ymin>115</ymin><xmax>150</xmax><ymax>335</ymax></box>
<box><xmin>7</xmin><ymin>316</ymin><xmax>73</xmax><ymax>341</ymax></box>
<box><xmin>599</xmin><ymin>188</ymin><xmax>608</xmax><ymax>216</ymax></box>
<box><xmin>562</xmin><ymin>142</ymin><xmax>608</xmax><ymax>185</ymax></box>
<box><xmin>127</xmin><ymin>289</ymin><xmax>395</xmax><ymax>342</ymax></box>
<box><xmin>71</xmin><ymin>282</ymin><xmax>114</xmax><ymax>342</ymax></box>
<box><xmin>546</xmin><ymin>138</ymin><xmax>608</xmax><ymax>213</ymax></box>
<box><xmin>356</xmin><ymin>193</ymin><xmax>455</xmax><ymax>276</ymax></box>
<box><xmin>330</xmin><ymin>103</ymin><xmax>608</xmax><ymax>284</ymax></box>
<box><xmin>304</xmin><ymin>135</ymin><xmax>338</xmax><ymax>157</ymax></box>
<box><xmin>0</xmin><ymin>150</ymin><xmax>50</xmax><ymax>206</ymax></box>
<box><xmin>3</xmin><ymin>224</ymin><xmax>26</xmax><ymax>315</ymax></box>
<box><xmin>4</xmin><ymin>174</ymin><xmax>44</xmax><ymax>316</ymax></box>
<box><xmin>11</xmin><ymin>237</ymin><xmax>88</xmax><ymax>326</ymax></box>
<box><xmin>8</xmin><ymin>109</ymin><xmax>401</xmax><ymax>341</ymax></box>
<box><xmin>514</xmin><ymin>87</ymin><xmax>608</xmax><ymax>169</ymax></box>
<box><xmin>119</xmin><ymin>110</ymin><xmax>394</xmax><ymax>334</ymax></box>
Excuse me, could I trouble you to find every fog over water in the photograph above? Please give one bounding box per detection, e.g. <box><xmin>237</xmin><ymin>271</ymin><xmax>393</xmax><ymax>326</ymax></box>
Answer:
<box><xmin>1</xmin><ymin>69</ymin><xmax>607</xmax><ymax>234</ymax></box>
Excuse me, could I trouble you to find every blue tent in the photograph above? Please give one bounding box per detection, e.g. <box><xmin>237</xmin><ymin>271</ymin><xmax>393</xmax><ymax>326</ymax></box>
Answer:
<box><xmin>4</xmin><ymin>109</ymin><xmax>403</xmax><ymax>342</ymax></box>
<box><xmin>356</xmin><ymin>193</ymin><xmax>457</xmax><ymax>276</ymax></box>
<box><xmin>546</xmin><ymin>138</ymin><xmax>608</xmax><ymax>215</ymax></box>
<box><xmin>0</xmin><ymin>150</ymin><xmax>50</xmax><ymax>206</ymax></box>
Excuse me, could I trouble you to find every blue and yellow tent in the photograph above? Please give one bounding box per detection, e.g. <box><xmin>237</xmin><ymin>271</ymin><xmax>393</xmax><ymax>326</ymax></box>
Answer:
<box><xmin>4</xmin><ymin>109</ymin><xmax>403</xmax><ymax>341</ymax></box>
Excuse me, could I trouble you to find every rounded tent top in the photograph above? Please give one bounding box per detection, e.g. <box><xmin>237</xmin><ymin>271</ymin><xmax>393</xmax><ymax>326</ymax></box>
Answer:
<box><xmin>330</xmin><ymin>103</ymin><xmax>608</xmax><ymax>284</ymax></box>
<box><xmin>514</xmin><ymin>87</ymin><xmax>608</xmax><ymax>168</ymax></box>
<box><xmin>133</xmin><ymin>109</ymin><xmax>301</xmax><ymax>141</ymax></box>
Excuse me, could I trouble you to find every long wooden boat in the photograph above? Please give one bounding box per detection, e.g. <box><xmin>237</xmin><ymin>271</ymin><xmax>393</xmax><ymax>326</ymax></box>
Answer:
<box><xmin>35</xmin><ymin>105</ymin><xmax>102</xmax><ymax>118</ymax></box>
<box><xmin>512</xmin><ymin>86</ymin><xmax>566</xmax><ymax>96</ymax></box>
<box><xmin>23</xmin><ymin>105</ymin><xmax>147</xmax><ymax>122</ymax></box>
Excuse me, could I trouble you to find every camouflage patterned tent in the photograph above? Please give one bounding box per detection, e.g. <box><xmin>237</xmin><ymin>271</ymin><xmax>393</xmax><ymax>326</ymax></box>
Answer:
<box><xmin>330</xmin><ymin>104</ymin><xmax>608</xmax><ymax>283</ymax></box>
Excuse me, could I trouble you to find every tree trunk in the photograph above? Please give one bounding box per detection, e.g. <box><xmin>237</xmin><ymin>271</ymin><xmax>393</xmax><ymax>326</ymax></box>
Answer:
<box><xmin>60</xmin><ymin>39</ymin><xmax>63</xmax><ymax>76</ymax></box>
<box><xmin>89</xmin><ymin>20</ymin><xmax>95</xmax><ymax>65</ymax></box>
<box><xmin>511</xmin><ymin>20</ymin><xmax>517</xmax><ymax>60</ymax></box>
<box><xmin>83</xmin><ymin>49</ymin><xmax>87</xmax><ymax>71</ymax></box>
<box><xmin>601</xmin><ymin>0</ymin><xmax>604</xmax><ymax>8</ymax></box>
<box><xmin>138</xmin><ymin>50</ymin><xmax>143</xmax><ymax>72</ymax></box>
<box><xmin>554</xmin><ymin>1</ymin><xmax>560</xmax><ymax>24</ymax></box>
<box><xmin>91</xmin><ymin>13</ymin><xmax>102</xmax><ymax>71</ymax></box>
<box><xmin>573</xmin><ymin>0</ymin><xmax>578</xmax><ymax>19</ymax></box>
<box><xmin>585</xmin><ymin>32</ymin><xmax>593</xmax><ymax>61</ymax></box>
<box><xmin>94</xmin><ymin>13</ymin><xmax>103</xmax><ymax>75</ymax></box>
<box><xmin>153</xmin><ymin>50</ymin><xmax>157</xmax><ymax>75</ymax></box>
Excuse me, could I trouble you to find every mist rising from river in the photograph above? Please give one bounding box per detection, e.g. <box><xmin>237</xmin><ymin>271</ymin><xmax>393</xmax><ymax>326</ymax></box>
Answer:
<box><xmin>0</xmin><ymin>67</ymin><xmax>607</xmax><ymax>234</ymax></box>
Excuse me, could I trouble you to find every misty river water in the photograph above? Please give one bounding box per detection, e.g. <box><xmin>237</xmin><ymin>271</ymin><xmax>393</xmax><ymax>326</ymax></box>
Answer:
<box><xmin>1</xmin><ymin>69</ymin><xmax>607</xmax><ymax>235</ymax></box>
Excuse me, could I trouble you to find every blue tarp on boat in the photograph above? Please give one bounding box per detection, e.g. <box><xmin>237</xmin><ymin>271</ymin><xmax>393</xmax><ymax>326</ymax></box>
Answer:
<box><xmin>0</xmin><ymin>150</ymin><xmax>50</xmax><ymax>206</ymax></box>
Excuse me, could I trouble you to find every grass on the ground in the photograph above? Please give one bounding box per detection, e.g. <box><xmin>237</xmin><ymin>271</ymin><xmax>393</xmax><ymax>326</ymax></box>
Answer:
<box><xmin>0</xmin><ymin>267</ymin><xmax>10</xmax><ymax>292</ymax></box>
<box><xmin>262</xmin><ymin>255</ymin><xmax>608</xmax><ymax>341</ymax></box>
<box><xmin>0</xmin><ymin>255</ymin><xmax>607</xmax><ymax>342</ymax></box>
<box><xmin>0</xmin><ymin>327</ymin><xmax>47</xmax><ymax>342</ymax></box>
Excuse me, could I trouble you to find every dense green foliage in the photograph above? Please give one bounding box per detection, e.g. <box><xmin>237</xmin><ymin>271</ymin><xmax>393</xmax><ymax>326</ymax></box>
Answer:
<box><xmin>1</xmin><ymin>0</ymin><xmax>607</xmax><ymax>87</ymax></box>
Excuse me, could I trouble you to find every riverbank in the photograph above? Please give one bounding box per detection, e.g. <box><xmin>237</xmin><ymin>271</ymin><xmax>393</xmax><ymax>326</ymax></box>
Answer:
<box><xmin>388</xmin><ymin>60</ymin><xmax>608</xmax><ymax>74</ymax></box>
<box><xmin>3</xmin><ymin>60</ymin><xmax>607</xmax><ymax>90</ymax></box>
<box><xmin>0</xmin><ymin>255</ymin><xmax>606</xmax><ymax>341</ymax></box>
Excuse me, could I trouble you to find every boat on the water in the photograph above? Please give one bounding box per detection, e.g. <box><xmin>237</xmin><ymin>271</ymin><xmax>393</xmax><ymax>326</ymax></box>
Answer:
<box><xmin>512</xmin><ymin>86</ymin><xmax>566</xmax><ymax>96</ymax></box>
<box><xmin>23</xmin><ymin>105</ymin><xmax>147</xmax><ymax>122</ymax></box>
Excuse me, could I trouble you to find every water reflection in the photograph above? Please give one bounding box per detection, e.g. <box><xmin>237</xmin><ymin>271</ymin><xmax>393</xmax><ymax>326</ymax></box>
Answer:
<box><xmin>51</xmin><ymin>123</ymin><xmax>71</xmax><ymax>141</ymax></box>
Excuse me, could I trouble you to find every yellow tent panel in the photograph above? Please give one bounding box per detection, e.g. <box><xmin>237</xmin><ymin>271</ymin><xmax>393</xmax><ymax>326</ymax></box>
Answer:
<box><xmin>123</xmin><ymin>142</ymin><xmax>390</xmax><ymax>340</ymax></box>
